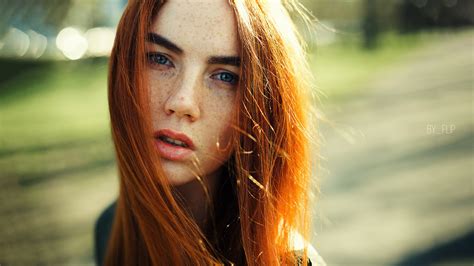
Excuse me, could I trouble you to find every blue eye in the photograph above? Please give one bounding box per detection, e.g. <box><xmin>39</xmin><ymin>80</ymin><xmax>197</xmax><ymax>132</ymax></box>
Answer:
<box><xmin>147</xmin><ymin>52</ymin><xmax>173</xmax><ymax>67</ymax></box>
<box><xmin>212</xmin><ymin>72</ymin><xmax>238</xmax><ymax>85</ymax></box>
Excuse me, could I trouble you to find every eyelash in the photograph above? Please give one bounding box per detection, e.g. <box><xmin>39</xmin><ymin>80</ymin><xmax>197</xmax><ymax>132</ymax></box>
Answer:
<box><xmin>211</xmin><ymin>72</ymin><xmax>239</xmax><ymax>85</ymax></box>
<box><xmin>146</xmin><ymin>52</ymin><xmax>174</xmax><ymax>67</ymax></box>
<box><xmin>146</xmin><ymin>52</ymin><xmax>239</xmax><ymax>85</ymax></box>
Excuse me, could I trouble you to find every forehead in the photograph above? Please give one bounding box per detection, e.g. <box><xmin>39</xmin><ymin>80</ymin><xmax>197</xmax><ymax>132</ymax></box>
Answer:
<box><xmin>151</xmin><ymin>0</ymin><xmax>240</xmax><ymax>56</ymax></box>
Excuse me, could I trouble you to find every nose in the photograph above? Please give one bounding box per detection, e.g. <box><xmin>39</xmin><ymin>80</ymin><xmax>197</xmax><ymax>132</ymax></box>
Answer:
<box><xmin>164</xmin><ymin>69</ymin><xmax>201</xmax><ymax>122</ymax></box>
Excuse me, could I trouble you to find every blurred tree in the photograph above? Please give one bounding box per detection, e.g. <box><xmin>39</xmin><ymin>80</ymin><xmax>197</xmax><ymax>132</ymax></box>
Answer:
<box><xmin>399</xmin><ymin>0</ymin><xmax>474</xmax><ymax>32</ymax></box>
<box><xmin>362</xmin><ymin>0</ymin><xmax>378</xmax><ymax>49</ymax></box>
<box><xmin>0</xmin><ymin>0</ymin><xmax>72</xmax><ymax>36</ymax></box>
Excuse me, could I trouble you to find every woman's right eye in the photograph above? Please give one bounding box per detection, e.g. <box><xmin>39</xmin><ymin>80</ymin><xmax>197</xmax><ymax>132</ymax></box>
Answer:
<box><xmin>146</xmin><ymin>52</ymin><xmax>174</xmax><ymax>67</ymax></box>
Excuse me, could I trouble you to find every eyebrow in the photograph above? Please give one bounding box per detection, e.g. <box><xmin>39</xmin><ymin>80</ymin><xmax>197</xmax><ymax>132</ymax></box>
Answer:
<box><xmin>147</xmin><ymin>33</ymin><xmax>183</xmax><ymax>54</ymax></box>
<box><xmin>208</xmin><ymin>56</ymin><xmax>241</xmax><ymax>67</ymax></box>
<box><xmin>147</xmin><ymin>32</ymin><xmax>241</xmax><ymax>67</ymax></box>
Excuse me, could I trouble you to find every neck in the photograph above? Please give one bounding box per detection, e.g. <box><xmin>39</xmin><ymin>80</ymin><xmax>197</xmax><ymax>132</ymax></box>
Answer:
<box><xmin>172</xmin><ymin>168</ymin><xmax>224</xmax><ymax>231</ymax></box>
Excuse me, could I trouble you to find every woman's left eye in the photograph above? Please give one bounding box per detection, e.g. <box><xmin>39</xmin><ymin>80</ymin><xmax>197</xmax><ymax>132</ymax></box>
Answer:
<box><xmin>211</xmin><ymin>72</ymin><xmax>238</xmax><ymax>85</ymax></box>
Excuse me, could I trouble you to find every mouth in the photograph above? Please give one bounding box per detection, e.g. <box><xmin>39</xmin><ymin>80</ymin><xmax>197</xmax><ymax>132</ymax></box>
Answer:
<box><xmin>153</xmin><ymin>129</ymin><xmax>195</xmax><ymax>161</ymax></box>
<box><xmin>157</xmin><ymin>135</ymin><xmax>189</xmax><ymax>148</ymax></box>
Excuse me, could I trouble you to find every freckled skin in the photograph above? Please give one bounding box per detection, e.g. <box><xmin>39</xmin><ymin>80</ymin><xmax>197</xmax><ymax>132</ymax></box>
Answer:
<box><xmin>147</xmin><ymin>0</ymin><xmax>240</xmax><ymax>185</ymax></box>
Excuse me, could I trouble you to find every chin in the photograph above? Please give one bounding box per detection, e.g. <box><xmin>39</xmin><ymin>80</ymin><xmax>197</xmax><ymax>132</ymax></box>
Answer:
<box><xmin>160</xmin><ymin>159</ymin><xmax>198</xmax><ymax>186</ymax></box>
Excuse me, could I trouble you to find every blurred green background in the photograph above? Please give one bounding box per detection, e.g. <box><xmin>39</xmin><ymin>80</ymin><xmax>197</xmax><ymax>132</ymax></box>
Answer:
<box><xmin>0</xmin><ymin>0</ymin><xmax>472</xmax><ymax>265</ymax></box>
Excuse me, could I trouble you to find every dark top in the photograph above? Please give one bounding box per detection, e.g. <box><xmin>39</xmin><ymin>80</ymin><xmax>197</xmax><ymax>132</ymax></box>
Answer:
<box><xmin>94</xmin><ymin>201</ymin><xmax>116</xmax><ymax>266</ymax></box>
<box><xmin>93</xmin><ymin>201</ymin><xmax>316</xmax><ymax>266</ymax></box>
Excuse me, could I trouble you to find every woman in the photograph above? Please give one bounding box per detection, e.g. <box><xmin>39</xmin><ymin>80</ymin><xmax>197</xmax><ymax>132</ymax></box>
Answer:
<box><xmin>94</xmin><ymin>0</ymin><xmax>325</xmax><ymax>265</ymax></box>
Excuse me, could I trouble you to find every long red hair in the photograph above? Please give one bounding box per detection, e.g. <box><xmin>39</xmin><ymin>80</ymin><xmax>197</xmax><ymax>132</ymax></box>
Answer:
<box><xmin>105</xmin><ymin>0</ymin><xmax>317</xmax><ymax>265</ymax></box>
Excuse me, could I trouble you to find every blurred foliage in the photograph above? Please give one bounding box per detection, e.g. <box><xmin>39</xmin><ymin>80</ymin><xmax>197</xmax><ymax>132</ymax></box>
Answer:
<box><xmin>0</xmin><ymin>57</ymin><xmax>116</xmax><ymax>264</ymax></box>
<box><xmin>309</xmin><ymin>30</ymin><xmax>462</xmax><ymax>101</ymax></box>
<box><xmin>0</xmin><ymin>0</ymin><xmax>123</xmax><ymax>35</ymax></box>
<box><xmin>0</xmin><ymin>58</ymin><xmax>110</xmax><ymax>149</ymax></box>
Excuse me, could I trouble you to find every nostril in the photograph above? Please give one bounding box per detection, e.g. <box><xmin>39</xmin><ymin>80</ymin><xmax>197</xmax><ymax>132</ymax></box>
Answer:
<box><xmin>186</xmin><ymin>114</ymin><xmax>197</xmax><ymax>122</ymax></box>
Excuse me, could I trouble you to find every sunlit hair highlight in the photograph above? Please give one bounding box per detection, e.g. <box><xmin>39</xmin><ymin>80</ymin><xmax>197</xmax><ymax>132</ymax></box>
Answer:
<box><xmin>104</xmin><ymin>0</ymin><xmax>317</xmax><ymax>265</ymax></box>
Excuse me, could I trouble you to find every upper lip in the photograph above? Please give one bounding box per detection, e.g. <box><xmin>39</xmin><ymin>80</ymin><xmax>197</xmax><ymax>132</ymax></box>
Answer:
<box><xmin>154</xmin><ymin>129</ymin><xmax>195</xmax><ymax>150</ymax></box>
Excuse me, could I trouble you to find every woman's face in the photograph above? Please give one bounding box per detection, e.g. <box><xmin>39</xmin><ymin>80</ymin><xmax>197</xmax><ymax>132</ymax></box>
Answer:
<box><xmin>147</xmin><ymin>0</ymin><xmax>240</xmax><ymax>185</ymax></box>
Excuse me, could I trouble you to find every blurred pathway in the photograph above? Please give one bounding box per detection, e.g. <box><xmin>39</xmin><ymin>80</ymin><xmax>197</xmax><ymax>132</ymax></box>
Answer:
<box><xmin>314</xmin><ymin>32</ymin><xmax>473</xmax><ymax>265</ymax></box>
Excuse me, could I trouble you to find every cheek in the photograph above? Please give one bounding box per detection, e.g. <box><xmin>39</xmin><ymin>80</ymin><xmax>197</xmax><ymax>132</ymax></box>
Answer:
<box><xmin>148</xmin><ymin>75</ymin><xmax>175</xmax><ymax>126</ymax></box>
<box><xmin>149</xmin><ymin>74</ymin><xmax>174</xmax><ymax>101</ymax></box>
<box><xmin>203</xmin><ymin>94</ymin><xmax>236</xmax><ymax>156</ymax></box>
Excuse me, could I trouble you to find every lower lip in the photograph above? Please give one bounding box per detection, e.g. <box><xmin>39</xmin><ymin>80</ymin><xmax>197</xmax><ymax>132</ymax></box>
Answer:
<box><xmin>154</xmin><ymin>138</ymin><xmax>193</xmax><ymax>161</ymax></box>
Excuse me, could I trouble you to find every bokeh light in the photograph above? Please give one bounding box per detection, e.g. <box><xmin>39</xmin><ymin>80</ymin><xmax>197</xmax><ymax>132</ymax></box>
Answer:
<box><xmin>26</xmin><ymin>30</ymin><xmax>48</xmax><ymax>59</ymax></box>
<box><xmin>85</xmin><ymin>27</ymin><xmax>115</xmax><ymax>57</ymax></box>
<box><xmin>2</xmin><ymin>27</ymin><xmax>30</xmax><ymax>57</ymax></box>
<box><xmin>56</xmin><ymin>27</ymin><xmax>88</xmax><ymax>60</ymax></box>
